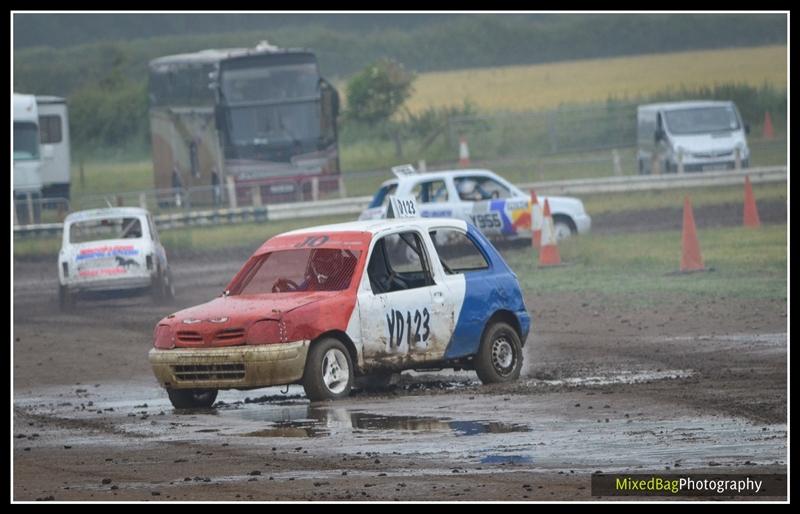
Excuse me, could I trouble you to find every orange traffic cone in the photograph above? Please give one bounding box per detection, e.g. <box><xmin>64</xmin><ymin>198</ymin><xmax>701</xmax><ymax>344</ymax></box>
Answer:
<box><xmin>530</xmin><ymin>190</ymin><xmax>543</xmax><ymax>249</ymax></box>
<box><xmin>680</xmin><ymin>196</ymin><xmax>706</xmax><ymax>272</ymax></box>
<box><xmin>538</xmin><ymin>199</ymin><xmax>562</xmax><ymax>267</ymax></box>
<box><xmin>743</xmin><ymin>175</ymin><xmax>761</xmax><ymax>228</ymax></box>
<box><xmin>762</xmin><ymin>112</ymin><xmax>775</xmax><ymax>140</ymax></box>
<box><xmin>458</xmin><ymin>137</ymin><xmax>470</xmax><ymax>168</ymax></box>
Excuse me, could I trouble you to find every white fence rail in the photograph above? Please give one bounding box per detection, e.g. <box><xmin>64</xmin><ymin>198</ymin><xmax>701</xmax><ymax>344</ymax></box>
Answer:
<box><xmin>14</xmin><ymin>166</ymin><xmax>786</xmax><ymax>239</ymax></box>
<box><xmin>518</xmin><ymin>166</ymin><xmax>788</xmax><ymax>195</ymax></box>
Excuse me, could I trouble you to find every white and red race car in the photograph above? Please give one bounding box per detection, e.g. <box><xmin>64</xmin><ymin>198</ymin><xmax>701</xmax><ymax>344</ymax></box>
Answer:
<box><xmin>58</xmin><ymin>207</ymin><xmax>174</xmax><ymax>311</ymax></box>
<box><xmin>149</xmin><ymin>214</ymin><xmax>531</xmax><ymax>408</ymax></box>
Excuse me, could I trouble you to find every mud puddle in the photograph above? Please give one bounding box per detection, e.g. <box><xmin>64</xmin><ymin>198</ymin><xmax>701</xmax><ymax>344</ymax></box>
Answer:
<box><xmin>239</xmin><ymin>409</ymin><xmax>530</xmax><ymax>438</ymax></box>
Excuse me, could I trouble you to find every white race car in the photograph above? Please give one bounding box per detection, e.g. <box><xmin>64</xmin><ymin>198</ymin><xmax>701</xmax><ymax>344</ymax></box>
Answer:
<box><xmin>57</xmin><ymin>207</ymin><xmax>174</xmax><ymax>311</ymax></box>
<box><xmin>359</xmin><ymin>167</ymin><xmax>591</xmax><ymax>240</ymax></box>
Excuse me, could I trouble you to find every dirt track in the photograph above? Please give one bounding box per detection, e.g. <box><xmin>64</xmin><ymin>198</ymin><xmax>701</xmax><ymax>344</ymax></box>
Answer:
<box><xmin>12</xmin><ymin>206</ymin><xmax>787</xmax><ymax>501</ymax></box>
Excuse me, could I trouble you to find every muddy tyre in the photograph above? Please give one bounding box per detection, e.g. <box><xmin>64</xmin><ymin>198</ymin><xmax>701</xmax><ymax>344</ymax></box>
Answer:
<box><xmin>356</xmin><ymin>370</ymin><xmax>396</xmax><ymax>391</ymax></box>
<box><xmin>474</xmin><ymin>321</ymin><xmax>523</xmax><ymax>384</ymax></box>
<box><xmin>303</xmin><ymin>338</ymin><xmax>354</xmax><ymax>401</ymax></box>
<box><xmin>166</xmin><ymin>388</ymin><xmax>218</xmax><ymax>409</ymax></box>
<box><xmin>151</xmin><ymin>268</ymin><xmax>175</xmax><ymax>304</ymax></box>
<box><xmin>58</xmin><ymin>285</ymin><xmax>76</xmax><ymax>313</ymax></box>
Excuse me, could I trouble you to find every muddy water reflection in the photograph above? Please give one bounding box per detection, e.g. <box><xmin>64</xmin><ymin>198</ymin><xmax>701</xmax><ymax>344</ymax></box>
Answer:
<box><xmin>238</xmin><ymin>406</ymin><xmax>530</xmax><ymax>438</ymax></box>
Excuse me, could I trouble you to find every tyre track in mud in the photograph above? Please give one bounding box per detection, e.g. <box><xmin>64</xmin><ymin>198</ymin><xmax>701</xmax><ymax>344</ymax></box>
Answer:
<box><xmin>591</xmin><ymin>199</ymin><xmax>785</xmax><ymax>234</ymax></box>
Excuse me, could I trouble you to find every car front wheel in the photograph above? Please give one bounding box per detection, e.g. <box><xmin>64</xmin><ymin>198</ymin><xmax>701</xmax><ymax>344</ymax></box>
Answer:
<box><xmin>553</xmin><ymin>219</ymin><xmax>575</xmax><ymax>241</ymax></box>
<box><xmin>474</xmin><ymin>321</ymin><xmax>523</xmax><ymax>384</ymax></box>
<box><xmin>166</xmin><ymin>388</ymin><xmax>218</xmax><ymax>409</ymax></box>
<box><xmin>303</xmin><ymin>338</ymin><xmax>354</xmax><ymax>401</ymax></box>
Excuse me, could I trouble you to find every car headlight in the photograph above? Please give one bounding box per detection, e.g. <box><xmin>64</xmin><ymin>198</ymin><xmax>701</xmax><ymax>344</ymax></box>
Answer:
<box><xmin>154</xmin><ymin>324</ymin><xmax>174</xmax><ymax>349</ymax></box>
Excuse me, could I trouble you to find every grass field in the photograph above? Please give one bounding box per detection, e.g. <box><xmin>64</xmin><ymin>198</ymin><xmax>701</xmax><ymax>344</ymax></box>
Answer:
<box><xmin>404</xmin><ymin>45</ymin><xmax>787</xmax><ymax>113</ymax></box>
<box><xmin>58</xmin><ymin>44</ymin><xmax>787</xmax><ymax>197</ymax></box>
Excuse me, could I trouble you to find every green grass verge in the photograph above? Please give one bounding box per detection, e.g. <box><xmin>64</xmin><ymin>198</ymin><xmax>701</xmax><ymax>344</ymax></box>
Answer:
<box><xmin>504</xmin><ymin>224</ymin><xmax>787</xmax><ymax>301</ymax></box>
<box><xmin>71</xmin><ymin>160</ymin><xmax>155</xmax><ymax>199</ymax></box>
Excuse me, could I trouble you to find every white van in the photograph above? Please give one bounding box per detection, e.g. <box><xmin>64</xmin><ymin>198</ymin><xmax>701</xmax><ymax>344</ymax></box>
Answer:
<box><xmin>637</xmin><ymin>101</ymin><xmax>750</xmax><ymax>174</ymax></box>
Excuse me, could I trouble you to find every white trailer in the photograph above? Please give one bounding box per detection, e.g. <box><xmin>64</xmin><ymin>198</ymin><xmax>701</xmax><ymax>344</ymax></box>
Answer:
<box><xmin>13</xmin><ymin>93</ymin><xmax>43</xmax><ymax>223</ymax></box>
<box><xmin>36</xmin><ymin>95</ymin><xmax>71</xmax><ymax>201</ymax></box>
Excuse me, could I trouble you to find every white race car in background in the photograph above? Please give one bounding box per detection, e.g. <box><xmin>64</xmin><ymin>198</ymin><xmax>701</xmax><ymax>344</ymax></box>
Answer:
<box><xmin>58</xmin><ymin>207</ymin><xmax>174</xmax><ymax>311</ymax></box>
<box><xmin>359</xmin><ymin>167</ymin><xmax>591</xmax><ymax>241</ymax></box>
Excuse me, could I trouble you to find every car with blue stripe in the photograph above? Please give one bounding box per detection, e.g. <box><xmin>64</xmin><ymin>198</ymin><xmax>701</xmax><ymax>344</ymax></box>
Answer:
<box><xmin>359</xmin><ymin>167</ymin><xmax>591</xmax><ymax>241</ymax></box>
<box><xmin>149</xmin><ymin>215</ymin><xmax>530</xmax><ymax>407</ymax></box>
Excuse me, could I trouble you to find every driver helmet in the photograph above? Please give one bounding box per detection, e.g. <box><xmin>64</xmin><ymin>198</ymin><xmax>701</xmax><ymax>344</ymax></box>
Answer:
<box><xmin>311</xmin><ymin>249</ymin><xmax>345</xmax><ymax>285</ymax></box>
<box><xmin>457</xmin><ymin>179</ymin><xmax>478</xmax><ymax>198</ymax></box>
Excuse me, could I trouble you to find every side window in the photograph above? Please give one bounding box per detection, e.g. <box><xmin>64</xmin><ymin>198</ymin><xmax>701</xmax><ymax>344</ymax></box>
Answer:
<box><xmin>430</xmin><ymin>229</ymin><xmax>489</xmax><ymax>274</ymax></box>
<box><xmin>478</xmin><ymin>178</ymin><xmax>512</xmax><ymax>199</ymax></box>
<box><xmin>367</xmin><ymin>231</ymin><xmax>433</xmax><ymax>294</ymax></box>
<box><xmin>455</xmin><ymin>176</ymin><xmax>511</xmax><ymax>201</ymax></box>
<box><xmin>39</xmin><ymin>115</ymin><xmax>62</xmax><ymax>144</ymax></box>
<box><xmin>411</xmin><ymin>180</ymin><xmax>449</xmax><ymax>204</ymax></box>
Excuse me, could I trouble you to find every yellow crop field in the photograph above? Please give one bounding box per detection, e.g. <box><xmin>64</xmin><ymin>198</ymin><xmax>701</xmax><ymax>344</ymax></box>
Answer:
<box><xmin>403</xmin><ymin>45</ymin><xmax>787</xmax><ymax>113</ymax></box>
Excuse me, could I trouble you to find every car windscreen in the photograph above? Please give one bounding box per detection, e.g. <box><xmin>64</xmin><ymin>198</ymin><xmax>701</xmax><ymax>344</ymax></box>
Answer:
<box><xmin>368</xmin><ymin>184</ymin><xmax>398</xmax><ymax>209</ymax></box>
<box><xmin>233</xmin><ymin>248</ymin><xmax>361</xmax><ymax>295</ymax></box>
<box><xmin>69</xmin><ymin>218</ymin><xmax>144</xmax><ymax>243</ymax></box>
<box><xmin>664</xmin><ymin>106</ymin><xmax>740</xmax><ymax>135</ymax></box>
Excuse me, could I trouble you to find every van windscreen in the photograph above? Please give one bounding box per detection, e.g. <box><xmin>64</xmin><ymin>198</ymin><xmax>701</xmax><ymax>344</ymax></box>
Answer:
<box><xmin>664</xmin><ymin>106</ymin><xmax>740</xmax><ymax>135</ymax></box>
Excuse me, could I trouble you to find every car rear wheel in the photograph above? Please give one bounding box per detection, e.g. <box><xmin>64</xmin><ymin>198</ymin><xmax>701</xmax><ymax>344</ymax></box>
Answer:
<box><xmin>58</xmin><ymin>285</ymin><xmax>76</xmax><ymax>313</ymax></box>
<box><xmin>303</xmin><ymin>338</ymin><xmax>354</xmax><ymax>401</ymax></box>
<box><xmin>151</xmin><ymin>268</ymin><xmax>175</xmax><ymax>304</ymax></box>
<box><xmin>474</xmin><ymin>321</ymin><xmax>523</xmax><ymax>384</ymax></box>
<box><xmin>166</xmin><ymin>388</ymin><xmax>218</xmax><ymax>409</ymax></box>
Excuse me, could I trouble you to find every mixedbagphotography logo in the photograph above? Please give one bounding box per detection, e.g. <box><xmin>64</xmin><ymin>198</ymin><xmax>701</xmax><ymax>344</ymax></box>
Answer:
<box><xmin>591</xmin><ymin>474</ymin><xmax>787</xmax><ymax>497</ymax></box>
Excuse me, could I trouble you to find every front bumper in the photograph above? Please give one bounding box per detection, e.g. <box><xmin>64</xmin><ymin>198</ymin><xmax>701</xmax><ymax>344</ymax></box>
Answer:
<box><xmin>680</xmin><ymin>160</ymin><xmax>744</xmax><ymax>172</ymax></box>
<box><xmin>573</xmin><ymin>213</ymin><xmax>592</xmax><ymax>235</ymax></box>
<box><xmin>149</xmin><ymin>340</ymin><xmax>310</xmax><ymax>390</ymax></box>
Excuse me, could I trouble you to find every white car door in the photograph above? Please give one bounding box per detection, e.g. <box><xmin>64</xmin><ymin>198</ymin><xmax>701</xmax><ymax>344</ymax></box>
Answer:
<box><xmin>357</xmin><ymin>229</ymin><xmax>455</xmax><ymax>367</ymax></box>
<box><xmin>412</xmin><ymin>178</ymin><xmax>461</xmax><ymax>221</ymax></box>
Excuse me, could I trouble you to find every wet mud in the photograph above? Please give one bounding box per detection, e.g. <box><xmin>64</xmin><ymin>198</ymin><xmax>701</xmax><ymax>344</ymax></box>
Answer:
<box><xmin>13</xmin><ymin>238</ymin><xmax>787</xmax><ymax>501</ymax></box>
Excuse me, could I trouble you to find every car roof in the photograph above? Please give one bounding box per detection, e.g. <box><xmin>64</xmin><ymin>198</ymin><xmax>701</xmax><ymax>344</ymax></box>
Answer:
<box><xmin>379</xmin><ymin>168</ymin><xmax>500</xmax><ymax>187</ymax></box>
<box><xmin>282</xmin><ymin>218</ymin><xmax>468</xmax><ymax>237</ymax></box>
<box><xmin>64</xmin><ymin>207</ymin><xmax>151</xmax><ymax>223</ymax></box>
<box><xmin>637</xmin><ymin>100</ymin><xmax>735</xmax><ymax>112</ymax></box>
